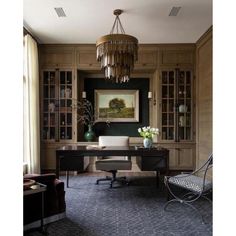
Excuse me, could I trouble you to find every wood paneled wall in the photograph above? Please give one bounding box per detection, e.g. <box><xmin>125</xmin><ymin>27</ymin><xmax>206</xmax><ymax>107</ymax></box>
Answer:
<box><xmin>195</xmin><ymin>27</ymin><xmax>213</xmax><ymax>174</ymax></box>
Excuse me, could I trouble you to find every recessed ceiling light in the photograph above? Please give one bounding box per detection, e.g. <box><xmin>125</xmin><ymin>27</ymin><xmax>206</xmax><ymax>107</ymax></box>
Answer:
<box><xmin>169</xmin><ymin>7</ymin><xmax>181</xmax><ymax>16</ymax></box>
<box><xmin>54</xmin><ymin>7</ymin><xmax>66</xmax><ymax>17</ymax></box>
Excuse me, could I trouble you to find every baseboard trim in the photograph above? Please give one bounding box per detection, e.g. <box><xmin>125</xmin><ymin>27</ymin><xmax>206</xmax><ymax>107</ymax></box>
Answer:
<box><xmin>24</xmin><ymin>212</ymin><xmax>66</xmax><ymax>231</ymax></box>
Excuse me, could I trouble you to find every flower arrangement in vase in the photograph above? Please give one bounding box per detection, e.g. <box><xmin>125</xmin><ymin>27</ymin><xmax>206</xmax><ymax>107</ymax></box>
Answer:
<box><xmin>138</xmin><ymin>126</ymin><xmax>159</xmax><ymax>148</ymax></box>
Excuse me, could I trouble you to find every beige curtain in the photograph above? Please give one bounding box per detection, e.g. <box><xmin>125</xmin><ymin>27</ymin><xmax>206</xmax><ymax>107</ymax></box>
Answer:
<box><xmin>23</xmin><ymin>34</ymin><xmax>40</xmax><ymax>174</ymax></box>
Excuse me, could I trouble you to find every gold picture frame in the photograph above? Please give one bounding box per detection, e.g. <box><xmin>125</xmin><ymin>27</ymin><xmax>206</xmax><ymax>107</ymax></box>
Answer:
<box><xmin>94</xmin><ymin>89</ymin><xmax>139</xmax><ymax>122</ymax></box>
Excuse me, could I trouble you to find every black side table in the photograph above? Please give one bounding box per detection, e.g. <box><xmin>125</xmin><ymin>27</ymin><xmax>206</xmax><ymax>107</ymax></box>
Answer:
<box><xmin>24</xmin><ymin>182</ymin><xmax>47</xmax><ymax>233</ymax></box>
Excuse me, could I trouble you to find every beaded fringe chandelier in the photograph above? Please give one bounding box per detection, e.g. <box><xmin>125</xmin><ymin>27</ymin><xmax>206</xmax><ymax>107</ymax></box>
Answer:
<box><xmin>96</xmin><ymin>9</ymin><xmax>138</xmax><ymax>83</ymax></box>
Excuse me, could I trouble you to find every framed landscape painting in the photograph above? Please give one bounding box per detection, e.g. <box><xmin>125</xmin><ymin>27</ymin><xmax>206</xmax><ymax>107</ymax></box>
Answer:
<box><xmin>94</xmin><ymin>90</ymin><xmax>139</xmax><ymax>122</ymax></box>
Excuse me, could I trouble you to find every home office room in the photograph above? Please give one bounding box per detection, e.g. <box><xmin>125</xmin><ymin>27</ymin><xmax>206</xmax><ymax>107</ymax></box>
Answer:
<box><xmin>5</xmin><ymin>0</ymin><xmax>233</xmax><ymax>235</ymax></box>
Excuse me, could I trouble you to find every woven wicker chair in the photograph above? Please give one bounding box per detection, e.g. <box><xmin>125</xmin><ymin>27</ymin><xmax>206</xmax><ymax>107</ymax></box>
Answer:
<box><xmin>164</xmin><ymin>154</ymin><xmax>213</xmax><ymax>223</ymax></box>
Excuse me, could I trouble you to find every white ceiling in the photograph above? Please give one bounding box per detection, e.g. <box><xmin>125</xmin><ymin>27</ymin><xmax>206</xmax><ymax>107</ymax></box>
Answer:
<box><xmin>23</xmin><ymin>0</ymin><xmax>212</xmax><ymax>44</ymax></box>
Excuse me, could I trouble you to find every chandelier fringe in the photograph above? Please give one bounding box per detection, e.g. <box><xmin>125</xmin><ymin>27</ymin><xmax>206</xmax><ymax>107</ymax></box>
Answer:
<box><xmin>96</xmin><ymin>10</ymin><xmax>138</xmax><ymax>83</ymax></box>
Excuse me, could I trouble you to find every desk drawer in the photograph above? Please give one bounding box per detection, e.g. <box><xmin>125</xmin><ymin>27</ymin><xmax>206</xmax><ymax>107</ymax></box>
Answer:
<box><xmin>60</xmin><ymin>155</ymin><xmax>89</xmax><ymax>171</ymax></box>
<box><xmin>136</xmin><ymin>156</ymin><xmax>168</xmax><ymax>171</ymax></box>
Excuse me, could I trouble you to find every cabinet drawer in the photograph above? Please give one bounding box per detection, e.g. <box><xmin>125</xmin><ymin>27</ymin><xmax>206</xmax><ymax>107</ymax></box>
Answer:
<box><xmin>76</xmin><ymin>51</ymin><xmax>100</xmax><ymax>69</ymax></box>
<box><xmin>134</xmin><ymin>51</ymin><xmax>157</xmax><ymax>69</ymax></box>
<box><xmin>41</xmin><ymin>51</ymin><xmax>74</xmax><ymax>67</ymax></box>
<box><xmin>160</xmin><ymin>50</ymin><xmax>194</xmax><ymax>66</ymax></box>
<box><xmin>176</xmin><ymin>148</ymin><xmax>194</xmax><ymax>169</ymax></box>
<box><xmin>162</xmin><ymin>145</ymin><xmax>195</xmax><ymax>170</ymax></box>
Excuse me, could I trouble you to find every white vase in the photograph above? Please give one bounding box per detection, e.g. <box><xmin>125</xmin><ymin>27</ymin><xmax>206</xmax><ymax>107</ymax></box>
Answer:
<box><xmin>143</xmin><ymin>138</ymin><xmax>153</xmax><ymax>148</ymax></box>
<box><xmin>179</xmin><ymin>104</ymin><xmax>187</xmax><ymax>113</ymax></box>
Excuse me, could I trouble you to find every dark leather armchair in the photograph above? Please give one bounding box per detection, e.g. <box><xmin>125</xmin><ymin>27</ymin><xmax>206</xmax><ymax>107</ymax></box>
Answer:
<box><xmin>23</xmin><ymin>173</ymin><xmax>66</xmax><ymax>225</ymax></box>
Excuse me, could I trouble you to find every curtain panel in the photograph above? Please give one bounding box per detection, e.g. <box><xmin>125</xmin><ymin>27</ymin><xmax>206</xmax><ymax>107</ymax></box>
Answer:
<box><xmin>23</xmin><ymin>34</ymin><xmax>40</xmax><ymax>174</ymax></box>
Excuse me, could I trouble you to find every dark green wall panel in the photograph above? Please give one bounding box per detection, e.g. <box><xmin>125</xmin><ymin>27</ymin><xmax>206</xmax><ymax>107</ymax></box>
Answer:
<box><xmin>84</xmin><ymin>77</ymin><xmax>150</xmax><ymax>137</ymax></box>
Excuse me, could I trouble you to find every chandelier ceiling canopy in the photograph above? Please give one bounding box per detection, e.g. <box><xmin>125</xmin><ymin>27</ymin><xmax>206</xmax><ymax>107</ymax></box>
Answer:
<box><xmin>96</xmin><ymin>9</ymin><xmax>138</xmax><ymax>83</ymax></box>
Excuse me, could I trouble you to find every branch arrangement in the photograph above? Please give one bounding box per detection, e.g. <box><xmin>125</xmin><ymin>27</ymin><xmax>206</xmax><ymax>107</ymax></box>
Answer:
<box><xmin>73</xmin><ymin>99</ymin><xmax>95</xmax><ymax>126</ymax></box>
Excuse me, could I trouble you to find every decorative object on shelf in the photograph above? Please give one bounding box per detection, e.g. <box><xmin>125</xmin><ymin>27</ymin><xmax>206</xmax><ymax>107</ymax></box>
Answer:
<box><xmin>65</xmin><ymin>88</ymin><xmax>72</xmax><ymax>98</ymax></box>
<box><xmin>96</xmin><ymin>9</ymin><xmax>138</xmax><ymax>83</ymax></box>
<box><xmin>48</xmin><ymin>102</ymin><xmax>55</xmax><ymax>112</ymax></box>
<box><xmin>179</xmin><ymin>104</ymin><xmax>187</xmax><ymax>113</ymax></box>
<box><xmin>138</xmin><ymin>126</ymin><xmax>159</xmax><ymax>148</ymax></box>
<box><xmin>60</xmin><ymin>89</ymin><xmax>65</xmax><ymax>98</ymax></box>
<box><xmin>179</xmin><ymin>116</ymin><xmax>186</xmax><ymax>127</ymax></box>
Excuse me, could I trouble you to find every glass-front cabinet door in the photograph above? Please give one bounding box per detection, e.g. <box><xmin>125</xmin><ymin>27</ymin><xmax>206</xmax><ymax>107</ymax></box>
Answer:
<box><xmin>161</xmin><ymin>71</ymin><xmax>175</xmax><ymax>140</ymax></box>
<box><xmin>160</xmin><ymin>68</ymin><xmax>193</xmax><ymax>142</ymax></box>
<box><xmin>42</xmin><ymin>69</ymin><xmax>74</xmax><ymax>142</ymax></box>
<box><xmin>58</xmin><ymin>71</ymin><xmax>73</xmax><ymax>140</ymax></box>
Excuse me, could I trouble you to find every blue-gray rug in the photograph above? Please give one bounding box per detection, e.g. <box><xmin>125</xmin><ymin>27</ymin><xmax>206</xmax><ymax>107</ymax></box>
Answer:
<box><xmin>24</xmin><ymin>175</ymin><xmax>212</xmax><ymax>236</ymax></box>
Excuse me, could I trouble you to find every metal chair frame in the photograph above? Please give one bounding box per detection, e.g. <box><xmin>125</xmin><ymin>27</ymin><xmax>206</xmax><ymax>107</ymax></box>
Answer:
<box><xmin>164</xmin><ymin>154</ymin><xmax>213</xmax><ymax>223</ymax></box>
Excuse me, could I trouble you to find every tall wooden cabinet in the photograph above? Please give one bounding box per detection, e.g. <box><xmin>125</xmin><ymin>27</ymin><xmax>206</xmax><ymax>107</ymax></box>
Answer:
<box><xmin>159</xmin><ymin>67</ymin><xmax>195</xmax><ymax>170</ymax></box>
<box><xmin>40</xmin><ymin>68</ymin><xmax>77</xmax><ymax>169</ymax></box>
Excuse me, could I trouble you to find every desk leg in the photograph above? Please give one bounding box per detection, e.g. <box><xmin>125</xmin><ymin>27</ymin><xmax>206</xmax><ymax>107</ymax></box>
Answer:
<box><xmin>56</xmin><ymin>152</ymin><xmax>60</xmax><ymax>179</ymax></box>
<box><xmin>156</xmin><ymin>170</ymin><xmax>160</xmax><ymax>188</ymax></box>
<box><xmin>41</xmin><ymin>191</ymin><xmax>45</xmax><ymax>233</ymax></box>
<box><xmin>66</xmin><ymin>171</ymin><xmax>69</xmax><ymax>188</ymax></box>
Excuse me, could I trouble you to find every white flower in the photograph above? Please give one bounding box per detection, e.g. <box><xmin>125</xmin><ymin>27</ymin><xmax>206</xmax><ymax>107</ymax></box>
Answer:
<box><xmin>143</xmin><ymin>127</ymin><xmax>147</xmax><ymax>132</ymax></box>
<box><xmin>137</xmin><ymin>126</ymin><xmax>159</xmax><ymax>139</ymax></box>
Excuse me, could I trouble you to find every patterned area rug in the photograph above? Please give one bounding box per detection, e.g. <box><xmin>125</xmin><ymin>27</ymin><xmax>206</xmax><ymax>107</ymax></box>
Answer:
<box><xmin>24</xmin><ymin>175</ymin><xmax>212</xmax><ymax>236</ymax></box>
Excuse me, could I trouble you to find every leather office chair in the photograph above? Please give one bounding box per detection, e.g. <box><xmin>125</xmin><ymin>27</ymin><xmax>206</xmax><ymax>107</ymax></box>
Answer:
<box><xmin>95</xmin><ymin>136</ymin><xmax>132</xmax><ymax>188</ymax></box>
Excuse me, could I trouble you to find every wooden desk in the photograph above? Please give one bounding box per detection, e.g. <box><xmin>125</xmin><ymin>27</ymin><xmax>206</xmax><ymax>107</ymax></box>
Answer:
<box><xmin>56</xmin><ymin>145</ymin><xmax>169</xmax><ymax>187</ymax></box>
